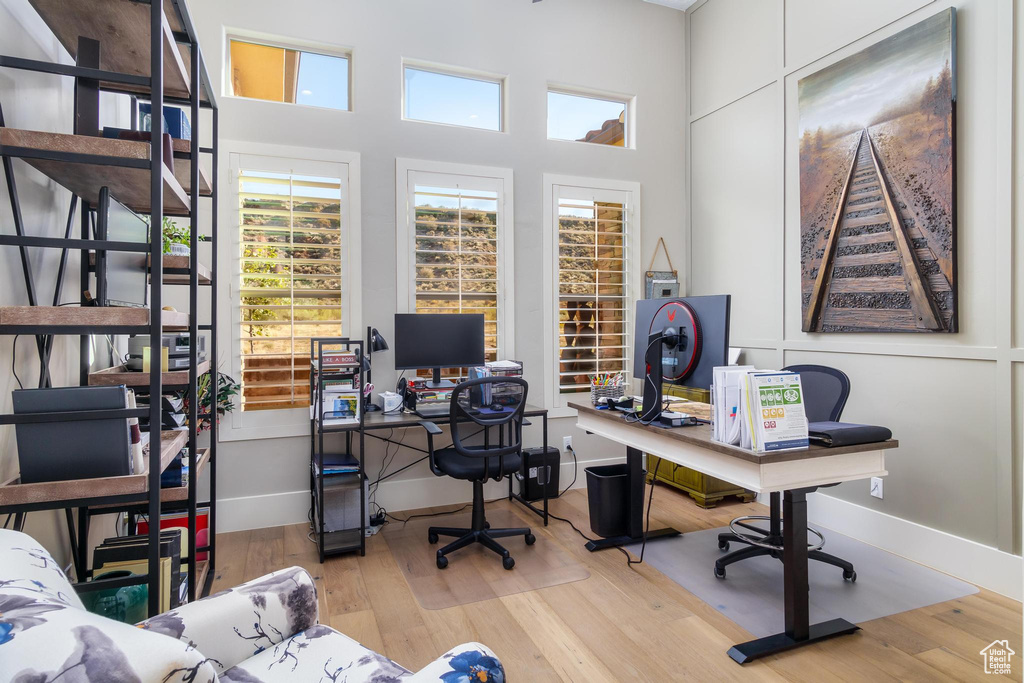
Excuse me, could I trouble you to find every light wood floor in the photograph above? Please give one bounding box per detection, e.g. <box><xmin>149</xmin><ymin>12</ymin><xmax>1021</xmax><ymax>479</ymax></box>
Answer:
<box><xmin>211</xmin><ymin>488</ymin><xmax>1023</xmax><ymax>682</ymax></box>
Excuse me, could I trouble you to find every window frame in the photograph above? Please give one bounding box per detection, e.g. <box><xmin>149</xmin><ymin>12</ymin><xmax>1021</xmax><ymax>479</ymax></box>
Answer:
<box><xmin>546</xmin><ymin>84</ymin><xmax>636</xmax><ymax>149</ymax></box>
<box><xmin>400</xmin><ymin>59</ymin><xmax>508</xmax><ymax>133</ymax></box>
<box><xmin>396</xmin><ymin>158</ymin><xmax>515</xmax><ymax>365</ymax></box>
<box><xmin>542</xmin><ymin>174</ymin><xmax>642</xmax><ymax>415</ymax></box>
<box><xmin>223</xmin><ymin>30</ymin><xmax>354</xmax><ymax>113</ymax></box>
<box><xmin>222</xmin><ymin>143</ymin><xmax>361</xmax><ymax>441</ymax></box>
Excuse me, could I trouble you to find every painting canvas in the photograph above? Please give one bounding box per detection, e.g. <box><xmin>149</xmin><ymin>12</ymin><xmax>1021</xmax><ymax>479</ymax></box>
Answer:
<box><xmin>798</xmin><ymin>9</ymin><xmax>956</xmax><ymax>333</ymax></box>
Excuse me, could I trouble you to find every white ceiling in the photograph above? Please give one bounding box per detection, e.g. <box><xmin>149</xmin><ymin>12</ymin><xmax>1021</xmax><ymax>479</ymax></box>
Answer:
<box><xmin>642</xmin><ymin>0</ymin><xmax>699</xmax><ymax>10</ymax></box>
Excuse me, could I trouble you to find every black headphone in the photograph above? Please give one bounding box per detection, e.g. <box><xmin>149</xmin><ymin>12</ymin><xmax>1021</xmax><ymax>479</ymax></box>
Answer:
<box><xmin>397</xmin><ymin>377</ymin><xmax>416</xmax><ymax>410</ymax></box>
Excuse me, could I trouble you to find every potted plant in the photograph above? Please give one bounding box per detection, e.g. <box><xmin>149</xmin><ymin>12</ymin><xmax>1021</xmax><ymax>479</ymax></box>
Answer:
<box><xmin>184</xmin><ymin>371</ymin><xmax>240</xmax><ymax>431</ymax></box>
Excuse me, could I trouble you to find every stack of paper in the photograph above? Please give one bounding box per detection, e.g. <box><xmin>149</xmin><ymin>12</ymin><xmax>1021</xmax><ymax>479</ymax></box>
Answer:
<box><xmin>712</xmin><ymin>367</ymin><xmax>809</xmax><ymax>453</ymax></box>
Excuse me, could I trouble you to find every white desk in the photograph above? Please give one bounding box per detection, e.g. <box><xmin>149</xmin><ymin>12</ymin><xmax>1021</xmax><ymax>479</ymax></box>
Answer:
<box><xmin>569</xmin><ymin>402</ymin><xmax>899</xmax><ymax>663</ymax></box>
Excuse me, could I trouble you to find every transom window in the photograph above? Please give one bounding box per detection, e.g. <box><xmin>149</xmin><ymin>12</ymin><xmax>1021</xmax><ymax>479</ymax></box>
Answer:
<box><xmin>227</xmin><ymin>37</ymin><xmax>350</xmax><ymax>111</ymax></box>
<box><xmin>548</xmin><ymin>89</ymin><xmax>631</xmax><ymax>147</ymax></box>
<box><xmin>403</xmin><ymin>63</ymin><xmax>504</xmax><ymax>132</ymax></box>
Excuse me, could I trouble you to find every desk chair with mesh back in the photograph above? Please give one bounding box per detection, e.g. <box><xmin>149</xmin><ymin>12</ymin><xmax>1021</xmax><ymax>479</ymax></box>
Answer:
<box><xmin>714</xmin><ymin>364</ymin><xmax>858</xmax><ymax>581</ymax></box>
<box><xmin>422</xmin><ymin>376</ymin><xmax>535</xmax><ymax>570</ymax></box>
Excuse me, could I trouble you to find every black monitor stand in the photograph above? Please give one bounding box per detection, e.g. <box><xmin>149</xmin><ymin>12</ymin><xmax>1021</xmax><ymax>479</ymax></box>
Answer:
<box><xmin>424</xmin><ymin>367</ymin><xmax>455</xmax><ymax>390</ymax></box>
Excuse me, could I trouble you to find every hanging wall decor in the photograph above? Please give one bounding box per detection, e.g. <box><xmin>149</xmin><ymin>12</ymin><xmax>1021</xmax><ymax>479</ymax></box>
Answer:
<box><xmin>799</xmin><ymin>9</ymin><xmax>957</xmax><ymax>333</ymax></box>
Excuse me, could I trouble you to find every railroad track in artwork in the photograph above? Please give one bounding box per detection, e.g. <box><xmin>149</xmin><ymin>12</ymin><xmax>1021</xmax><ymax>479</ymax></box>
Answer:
<box><xmin>804</xmin><ymin>129</ymin><xmax>951</xmax><ymax>332</ymax></box>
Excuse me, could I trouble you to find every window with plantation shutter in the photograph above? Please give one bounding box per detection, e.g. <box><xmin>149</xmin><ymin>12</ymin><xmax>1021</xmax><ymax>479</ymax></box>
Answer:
<box><xmin>544</xmin><ymin>177</ymin><xmax>640</xmax><ymax>409</ymax></box>
<box><xmin>397</xmin><ymin>161</ymin><xmax>514</xmax><ymax>377</ymax></box>
<box><xmin>238</xmin><ymin>168</ymin><xmax>346</xmax><ymax>411</ymax></box>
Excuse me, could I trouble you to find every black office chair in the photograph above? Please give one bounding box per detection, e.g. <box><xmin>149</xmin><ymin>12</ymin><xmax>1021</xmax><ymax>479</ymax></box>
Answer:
<box><xmin>714</xmin><ymin>364</ymin><xmax>857</xmax><ymax>581</ymax></box>
<box><xmin>422</xmin><ymin>376</ymin><xmax>535</xmax><ymax>570</ymax></box>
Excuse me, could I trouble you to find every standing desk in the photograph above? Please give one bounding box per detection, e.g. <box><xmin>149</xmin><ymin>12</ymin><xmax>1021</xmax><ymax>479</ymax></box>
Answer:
<box><xmin>568</xmin><ymin>401</ymin><xmax>899</xmax><ymax>663</ymax></box>
<box><xmin>359</xmin><ymin>403</ymin><xmax>551</xmax><ymax>525</ymax></box>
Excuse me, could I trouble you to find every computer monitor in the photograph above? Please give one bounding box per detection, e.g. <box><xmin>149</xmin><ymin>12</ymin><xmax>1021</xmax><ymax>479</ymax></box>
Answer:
<box><xmin>95</xmin><ymin>187</ymin><xmax>149</xmax><ymax>308</ymax></box>
<box><xmin>393</xmin><ymin>313</ymin><xmax>486</xmax><ymax>388</ymax></box>
<box><xmin>633</xmin><ymin>295</ymin><xmax>731</xmax><ymax>421</ymax></box>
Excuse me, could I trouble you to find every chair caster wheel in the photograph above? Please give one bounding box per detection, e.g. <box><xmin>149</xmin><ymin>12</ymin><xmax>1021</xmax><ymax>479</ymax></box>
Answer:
<box><xmin>428</xmin><ymin>532</ymin><xmax>438</xmax><ymax>544</ymax></box>
<box><xmin>525</xmin><ymin>533</ymin><xmax>536</xmax><ymax>546</ymax></box>
<box><xmin>718</xmin><ymin>540</ymin><xmax>730</xmax><ymax>551</ymax></box>
<box><xmin>484</xmin><ymin>522</ymin><xmax>491</xmax><ymax>529</ymax></box>
<box><xmin>503</xmin><ymin>556</ymin><xmax>515</xmax><ymax>570</ymax></box>
<box><xmin>843</xmin><ymin>570</ymin><xmax>857</xmax><ymax>582</ymax></box>
<box><xmin>436</xmin><ymin>554</ymin><xmax>449</xmax><ymax>569</ymax></box>
<box><xmin>714</xmin><ymin>565</ymin><xmax>726</xmax><ymax>579</ymax></box>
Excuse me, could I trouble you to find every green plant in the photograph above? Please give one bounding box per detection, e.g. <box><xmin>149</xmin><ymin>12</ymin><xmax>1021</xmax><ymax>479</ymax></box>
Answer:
<box><xmin>185</xmin><ymin>371</ymin><xmax>240</xmax><ymax>431</ymax></box>
<box><xmin>161</xmin><ymin>217</ymin><xmax>190</xmax><ymax>254</ymax></box>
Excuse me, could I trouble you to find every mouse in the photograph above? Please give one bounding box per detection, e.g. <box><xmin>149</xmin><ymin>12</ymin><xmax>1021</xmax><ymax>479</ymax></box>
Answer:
<box><xmin>488</xmin><ymin>403</ymin><xmax>504</xmax><ymax>411</ymax></box>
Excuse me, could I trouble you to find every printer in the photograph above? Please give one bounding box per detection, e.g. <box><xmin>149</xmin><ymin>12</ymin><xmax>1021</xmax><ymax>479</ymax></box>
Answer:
<box><xmin>128</xmin><ymin>333</ymin><xmax>207</xmax><ymax>371</ymax></box>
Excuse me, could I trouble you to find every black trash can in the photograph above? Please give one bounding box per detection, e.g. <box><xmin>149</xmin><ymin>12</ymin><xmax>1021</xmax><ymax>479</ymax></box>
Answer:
<box><xmin>585</xmin><ymin>464</ymin><xmax>630</xmax><ymax>538</ymax></box>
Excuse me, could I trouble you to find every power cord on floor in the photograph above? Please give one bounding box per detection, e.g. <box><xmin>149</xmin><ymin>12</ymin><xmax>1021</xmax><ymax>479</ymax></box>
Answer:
<box><xmin>559</xmin><ymin>444</ymin><xmax>578</xmax><ymax>497</ymax></box>
<box><xmin>548</xmin><ymin>456</ymin><xmax>661</xmax><ymax>568</ymax></box>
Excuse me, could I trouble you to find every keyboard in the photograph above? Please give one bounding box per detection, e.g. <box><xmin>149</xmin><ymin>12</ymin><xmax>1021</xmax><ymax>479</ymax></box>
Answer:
<box><xmin>414</xmin><ymin>404</ymin><xmax>450</xmax><ymax>418</ymax></box>
<box><xmin>414</xmin><ymin>404</ymin><xmax>479</xmax><ymax>419</ymax></box>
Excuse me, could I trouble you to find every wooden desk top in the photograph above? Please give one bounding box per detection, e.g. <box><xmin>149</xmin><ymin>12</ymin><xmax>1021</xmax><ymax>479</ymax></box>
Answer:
<box><xmin>568</xmin><ymin>401</ymin><xmax>898</xmax><ymax>465</ymax></box>
<box><xmin>352</xmin><ymin>403</ymin><xmax>548</xmax><ymax>431</ymax></box>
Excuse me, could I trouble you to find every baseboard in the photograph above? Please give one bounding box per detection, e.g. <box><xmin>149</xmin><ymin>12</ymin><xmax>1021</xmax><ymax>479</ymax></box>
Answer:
<box><xmin>216</xmin><ymin>454</ymin><xmax>609</xmax><ymax>534</ymax></box>
<box><xmin>807</xmin><ymin>492</ymin><xmax>1023</xmax><ymax>601</ymax></box>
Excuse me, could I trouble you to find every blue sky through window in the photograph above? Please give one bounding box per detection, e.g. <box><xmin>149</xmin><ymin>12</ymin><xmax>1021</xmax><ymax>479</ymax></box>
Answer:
<box><xmin>295</xmin><ymin>52</ymin><xmax>349</xmax><ymax>111</ymax></box>
<box><xmin>547</xmin><ymin>91</ymin><xmax>626</xmax><ymax>143</ymax></box>
<box><xmin>404</xmin><ymin>67</ymin><xmax>501</xmax><ymax>131</ymax></box>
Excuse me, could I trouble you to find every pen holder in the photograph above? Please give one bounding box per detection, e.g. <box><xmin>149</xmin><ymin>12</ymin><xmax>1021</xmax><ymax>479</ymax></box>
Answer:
<box><xmin>591</xmin><ymin>385</ymin><xmax>625</xmax><ymax>406</ymax></box>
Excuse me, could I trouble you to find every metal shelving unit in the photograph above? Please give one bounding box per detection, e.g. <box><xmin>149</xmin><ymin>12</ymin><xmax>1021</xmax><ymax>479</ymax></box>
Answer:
<box><xmin>0</xmin><ymin>0</ymin><xmax>219</xmax><ymax>615</ymax></box>
<box><xmin>309</xmin><ymin>338</ymin><xmax>366</xmax><ymax>561</ymax></box>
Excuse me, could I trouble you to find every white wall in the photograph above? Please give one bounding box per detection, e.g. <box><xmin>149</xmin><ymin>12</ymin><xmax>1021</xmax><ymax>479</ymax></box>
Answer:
<box><xmin>686</xmin><ymin>0</ymin><xmax>1022</xmax><ymax>591</ymax></box>
<box><xmin>187</xmin><ymin>0</ymin><xmax>689</xmax><ymax>529</ymax></box>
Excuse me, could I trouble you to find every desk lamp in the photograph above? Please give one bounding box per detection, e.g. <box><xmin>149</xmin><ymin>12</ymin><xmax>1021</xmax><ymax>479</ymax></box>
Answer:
<box><xmin>364</xmin><ymin>326</ymin><xmax>389</xmax><ymax>411</ymax></box>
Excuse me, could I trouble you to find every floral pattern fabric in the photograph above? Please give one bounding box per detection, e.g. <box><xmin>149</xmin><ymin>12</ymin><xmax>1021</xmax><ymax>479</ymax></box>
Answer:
<box><xmin>0</xmin><ymin>530</ymin><xmax>505</xmax><ymax>683</ymax></box>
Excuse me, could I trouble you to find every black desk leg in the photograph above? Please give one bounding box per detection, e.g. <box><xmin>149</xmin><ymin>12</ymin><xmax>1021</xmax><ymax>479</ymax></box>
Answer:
<box><xmin>542</xmin><ymin>413</ymin><xmax>549</xmax><ymax>525</ymax></box>
<box><xmin>727</xmin><ymin>487</ymin><xmax>859</xmax><ymax>664</ymax></box>
<box><xmin>585</xmin><ymin>446</ymin><xmax>681</xmax><ymax>552</ymax></box>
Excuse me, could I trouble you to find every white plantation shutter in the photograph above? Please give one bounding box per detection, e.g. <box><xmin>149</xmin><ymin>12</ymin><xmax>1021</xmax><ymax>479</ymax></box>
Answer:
<box><xmin>238</xmin><ymin>170</ymin><xmax>344</xmax><ymax>410</ymax></box>
<box><xmin>407</xmin><ymin>172</ymin><xmax>509</xmax><ymax>379</ymax></box>
<box><xmin>556</xmin><ymin>193</ymin><xmax>631</xmax><ymax>393</ymax></box>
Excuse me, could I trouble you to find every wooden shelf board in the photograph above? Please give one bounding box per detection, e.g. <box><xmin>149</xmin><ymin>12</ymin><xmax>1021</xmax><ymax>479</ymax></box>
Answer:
<box><xmin>171</xmin><ymin>138</ymin><xmax>213</xmax><ymax>196</ymax></box>
<box><xmin>26</xmin><ymin>0</ymin><xmax>198</xmax><ymax>102</ymax></box>
<box><xmin>88</xmin><ymin>360</ymin><xmax>210</xmax><ymax>387</ymax></box>
<box><xmin>0</xmin><ymin>305</ymin><xmax>148</xmax><ymax>328</ymax></box>
<box><xmin>158</xmin><ymin>254</ymin><xmax>212</xmax><ymax>285</ymax></box>
<box><xmin>0</xmin><ymin>430</ymin><xmax>187</xmax><ymax>508</ymax></box>
<box><xmin>161</xmin><ymin>448</ymin><xmax>210</xmax><ymax>503</ymax></box>
<box><xmin>88</xmin><ymin>253</ymin><xmax>212</xmax><ymax>286</ymax></box>
<box><xmin>0</xmin><ymin>128</ymin><xmax>195</xmax><ymax>215</ymax></box>
<box><xmin>0</xmin><ymin>306</ymin><xmax>188</xmax><ymax>331</ymax></box>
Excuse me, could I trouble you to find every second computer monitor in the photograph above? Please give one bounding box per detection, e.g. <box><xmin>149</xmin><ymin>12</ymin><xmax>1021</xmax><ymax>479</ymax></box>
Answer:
<box><xmin>394</xmin><ymin>313</ymin><xmax>486</xmax><ymax>387</ymax></box>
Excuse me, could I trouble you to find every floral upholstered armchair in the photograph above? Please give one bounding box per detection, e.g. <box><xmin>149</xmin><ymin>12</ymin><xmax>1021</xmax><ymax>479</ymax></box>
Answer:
<box><xmin>0</xmin><ymin>529</ymin><xmax>504</xmax><ymax>682</ymax></box>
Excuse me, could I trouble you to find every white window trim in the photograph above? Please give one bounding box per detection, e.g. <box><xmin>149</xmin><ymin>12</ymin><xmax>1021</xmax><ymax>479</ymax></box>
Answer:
<box><xmin>396</xmin><ymin>158</ymin><xmax>515</xmax><ymax>363</ymax></box>
<box><xmin>543</xmin><ymin>174</ymin><xmax>642</xmax><ymax>416</ymax></box>
<box><xmin>219</xmin><ymin>140</ymin><xmax>361</xmax><ymax>441</ymax></box>
<box><xmin>546</xmin><ymin>82</ymin><xmax>636</xmax><ymax>150</ymax></box>
<box><xmin>222</xmin><ymin>28</ymin><xmax>355</xmax><ymax>113</ymax></box>
<box><xmin>400</xmin><ymin>58</ymin><xmax>509</xmax><ymax>134</ymax></box>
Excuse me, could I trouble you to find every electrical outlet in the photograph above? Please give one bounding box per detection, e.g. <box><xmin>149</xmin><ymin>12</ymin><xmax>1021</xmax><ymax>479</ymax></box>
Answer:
<box><xmin>563</xmin><ymin>436</ymin><xmax>573</xmax><ymax>452</ymax></box>
<box><xmin>870</xmin><ymin>477</ymin><xmax>883</xmax><ymax>499</ymax></box>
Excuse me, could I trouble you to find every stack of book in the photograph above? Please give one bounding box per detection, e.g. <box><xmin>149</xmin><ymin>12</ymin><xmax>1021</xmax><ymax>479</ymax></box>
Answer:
<box><xmin>90</xmin><ymin>528</ymin><xmax>188</xmax><ymax>615</ymax></box>
<box><xmin>711</xmin><ymin>367</ymin><xmax>809</xmax><ymax>453</ymax></box>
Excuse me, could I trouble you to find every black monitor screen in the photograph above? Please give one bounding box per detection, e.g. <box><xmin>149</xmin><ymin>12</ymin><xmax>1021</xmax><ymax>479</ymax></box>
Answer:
<box><xmin>393</xmin><ymin>313</ymin><xmax>486</xmax><ymax>370</ymax></box>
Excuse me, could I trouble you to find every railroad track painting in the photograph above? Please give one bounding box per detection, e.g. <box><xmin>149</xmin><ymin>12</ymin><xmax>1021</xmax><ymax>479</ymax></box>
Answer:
<box><xmin>797</xmin><ymin>9</ymin><xmax>956</xmax><ymax>333</ymax></box>
<box><xmin>803</xmin><ymin>129</ymin><xmax>952</xmax><ymax>332</ymax></box>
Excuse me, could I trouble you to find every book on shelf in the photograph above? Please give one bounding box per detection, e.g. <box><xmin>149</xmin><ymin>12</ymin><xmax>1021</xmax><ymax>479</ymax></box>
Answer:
<box><xmin>315</xmin><ymin>452</ymin><xmax>360</xmax><ymax>476</ymax></box>
<box><xmin>92</xmin><ymin>528</ymin><xmax>185</xmax><ymax>612</ymax></box>
<box><xmin>312</xmin><ymin>352</ymin><xmax>359</xmax><ymax>370</ymax></box>
<box><xmin>311</xmin><ymin>394</ymin><xmax>360</xmax><ymax>425</ymax></box>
